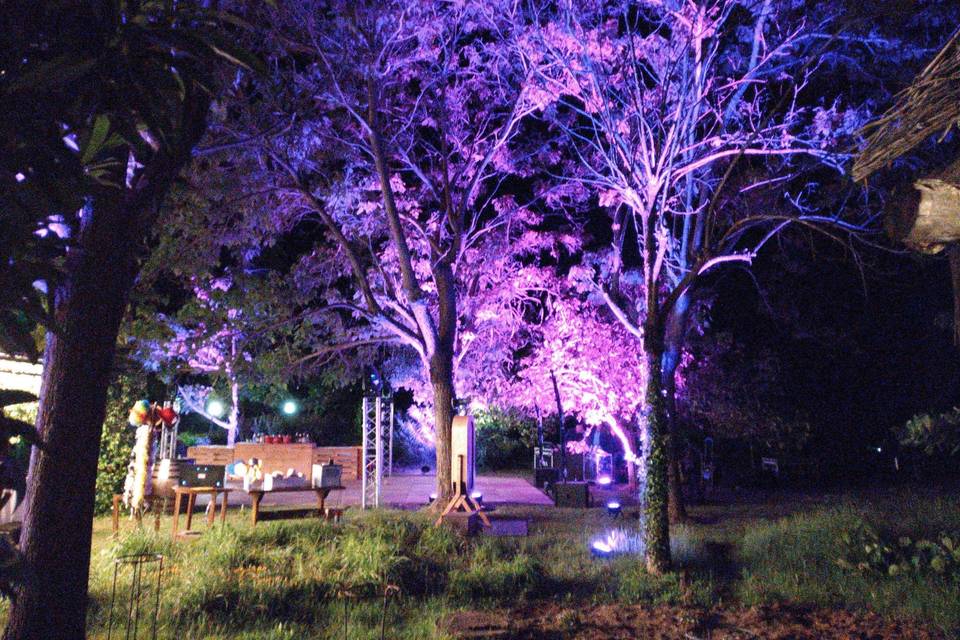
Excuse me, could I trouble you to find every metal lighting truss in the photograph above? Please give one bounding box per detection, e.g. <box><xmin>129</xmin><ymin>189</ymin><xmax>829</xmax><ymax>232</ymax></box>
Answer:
<box><xmin>361</xmin><ymin>395</ymin><xmax>395</xmax><ymax>508</ymax></box>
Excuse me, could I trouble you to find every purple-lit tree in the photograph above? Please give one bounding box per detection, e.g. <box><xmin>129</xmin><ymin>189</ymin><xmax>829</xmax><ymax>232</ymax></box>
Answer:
<box><xmin>223</xmin><ymin>0</ymin><xmax>546</xmax><ymax>499</ymax></box>
<box><xmin>521</xmin><ymin>0</ymin><xmax>870</xmax><ymax>571</ymax></box>
<box><xmin>134</xmin><ymin>273</ymin><xmax>293</xmax><ymax>445</ymax></box>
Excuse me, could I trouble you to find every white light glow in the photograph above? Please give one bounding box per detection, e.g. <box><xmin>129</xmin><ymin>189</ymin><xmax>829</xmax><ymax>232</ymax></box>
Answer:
<box><xmin>206</xmin><ymin>399</ymin><xmax>226</xmax><ymax>418</ymax></box>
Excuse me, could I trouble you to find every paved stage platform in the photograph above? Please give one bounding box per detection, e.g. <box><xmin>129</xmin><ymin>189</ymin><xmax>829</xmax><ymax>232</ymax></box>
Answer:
<box><xmin>192</xmin><ymin>472</ymin><xmax>554</xmax><ymax>510</ymax></box>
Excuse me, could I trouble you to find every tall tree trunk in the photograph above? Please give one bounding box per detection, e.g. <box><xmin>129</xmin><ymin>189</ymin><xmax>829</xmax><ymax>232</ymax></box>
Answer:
<box><xmin>430</xmin><ymin>351</ymin><xmax>455</xmax><ymax>502</ymax></box>
<box><xmin>431</xmin><ymin>262</ymin><xmax>457</xmax><ymax>502</ymax></box>
<box><xmin>949</xmin><ymin>245</ymin><xmax>960</xmax><ymax>348</ymax></box>
<box><xmin>227</xmin><ymin>375</ymin><xmax>239</xmax><ymax>447</ymax></box>
<box><xmin>4</xmin><ymin>204</ymin><xmax>140</xmax><ymax>640</ymax></box>
<box><xmin>642</xmin><ymin>326</ymin><xmax>671</xmax><ymax>575</ymax></box>
<box><xmin>662</xmin><ymin>299</ymin><xmax>690</xmax><ymax>524</ymax></box>
<box><xmin>663</xmin><ymin>374</ymin><xmax>687</xmax><ymax>524</ymax></box>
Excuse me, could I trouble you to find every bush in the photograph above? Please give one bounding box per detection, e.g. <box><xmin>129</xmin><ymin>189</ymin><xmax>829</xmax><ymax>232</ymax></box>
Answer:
<box><xmin>93</xmin><ymin>371</ymin><xmax>148</xmax><ymax>515</ymax></box>
<box><xmin>474</xmin><ymin>408</ymin><xmax>534</xmax><ymax>470</ymax></box>
<box><xmin>838</xmin><ymin>521</ymin><xmax>960</xmax><ymax>580</ymax></box>
<box><xmin>899</xmin><ymin>409</ymin><xmax>960</xmax><ymax>464</ymax></box>
<box><xmin>94</xmin><ymin>424</ymin><xmax>134</xmax><ymax>515</ymax></box>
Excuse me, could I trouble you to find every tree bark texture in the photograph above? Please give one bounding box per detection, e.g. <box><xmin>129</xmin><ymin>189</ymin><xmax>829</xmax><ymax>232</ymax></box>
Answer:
<box><xmin>642</xmin><ymin>332</ymin><xmax>672</xmax><ymax>575</ymax></box>
<box><xmin>662</xmin><ymin>295</ymin><xmax>690</xmax><ymax>524</ymax></box>
<box><xmin>431</xmin><ymin>263</ymin><xmax>458</xmax><ymax>502</ymax></box>
<box><xmin>5</xmin><ymin>88</ymin><xmax>207</xmax><ymax>638</ymax></box>
<box><xmin>430</xmin><ymin>352</ymin><xmax>455</xmax><ymax>502</ymax></box>
<box><xmin>949</xmin><ymin>245</ymin><xmax>960</xmax><ymax>348</ymax></box>
<box><xmin>4</xmin><ymin>203</ymin><xmax>141</xmax><ymax>640</ymax></box>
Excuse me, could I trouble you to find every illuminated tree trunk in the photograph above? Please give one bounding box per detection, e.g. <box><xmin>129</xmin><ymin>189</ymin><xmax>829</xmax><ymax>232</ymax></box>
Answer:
<box><xmin>642</xmin><ymin>326</ymin><xmax>671</xmax><ymax>575</ymax></box>
<box><xmin>228</xmin><ymin>374</ymin><xmax>240</xmax><ymax>446</ymax></box>
<box><xmin>430</xmin><ymin>355</ymin><xmax>455</xmax><ymax>502</ymax></box>
<box><xmin>663</xmin><ymin>301</ymin><xmax>690</xmax><ymax>524</ymax></box>
<box><xmin>4</xmin><ymin>201</ymin><xmax>140</xmax><ymax>640</ymax></box>
<box><xmin>431</xmin><ymin>262</ymin><xmax>457</xmax><ymax>502</ymax></box>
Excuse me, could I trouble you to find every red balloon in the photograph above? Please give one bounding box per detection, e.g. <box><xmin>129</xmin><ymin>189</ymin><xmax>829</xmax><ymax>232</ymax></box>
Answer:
<box><xmin>158</xmin><ymin>407</ymin><xmax>178</xmax><ymax>424</ymax></box>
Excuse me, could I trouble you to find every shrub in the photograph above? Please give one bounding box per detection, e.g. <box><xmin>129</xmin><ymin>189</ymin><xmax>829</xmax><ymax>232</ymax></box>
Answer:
<box><xmin>94</xmin><ymin>424</ymin><xmax>135</xmax><ymax>515</ymax></box>
<box><xmin>93</xmin><ymin>371</ymin><xmax>148</xmax><ymax>514</ymax></box>
<box><xmin>899</xmin><ymin>409</ymin><xmax>960</xmax><ymax>460</ymax></box>
<box><xmin>838</xmin><ymin>521</ymin><xmax>960</xmax><ymax>579</ymax></box>
<box><xmin>474</xmin><ymin>408</ymin><xmax>534</xmax><ymax>470</ymax></box>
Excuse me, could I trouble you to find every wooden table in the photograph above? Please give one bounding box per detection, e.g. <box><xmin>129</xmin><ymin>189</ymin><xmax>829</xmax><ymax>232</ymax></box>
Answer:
<box><xmin>172</xmin><ymin>486</ymin><xmax>230</xmax><ymax>537</ymax></box>
<box><xmin>246</xmin><ymin>485</ymin><xmax>345</xmax><ymax>525</ymax></box>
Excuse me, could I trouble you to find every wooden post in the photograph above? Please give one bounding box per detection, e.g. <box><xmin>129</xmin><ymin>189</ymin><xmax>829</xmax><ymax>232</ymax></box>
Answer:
<box><xmin>111</xmin><ymin>495</ymin><xmax>121</xmax><ymax>537</ymax></box>
<box><xmin>172</xmin><ymin>490</ymin><xmax>183</xmax><ymax>536</ymax></box>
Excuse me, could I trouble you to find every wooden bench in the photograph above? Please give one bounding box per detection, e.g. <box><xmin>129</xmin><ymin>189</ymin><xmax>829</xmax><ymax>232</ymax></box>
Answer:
<box><xmin>246</xmin><ymin>485</ymin><xmax>345</xmax><ymax>526</ymax></box>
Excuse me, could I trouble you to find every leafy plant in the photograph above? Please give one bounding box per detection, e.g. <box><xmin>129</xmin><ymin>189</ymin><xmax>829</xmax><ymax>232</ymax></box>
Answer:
<box><xmin>0</xmin><ymin>390</ymin><xmax>41</xmax><ymax>598</ymax></box>
<box><xmin>474</xmin><ymin>409</ymin><xmax>534</xmax><ymax>471</ymax></box>
<box><xmin>899</xmin><ymin>409</ymin><xmax>960</xmax><ymax>457</ymax></box>
<box><xmin>838</xmin><ymin>521</ymin><xmax>960</xmax><ymax>580</ymax></box>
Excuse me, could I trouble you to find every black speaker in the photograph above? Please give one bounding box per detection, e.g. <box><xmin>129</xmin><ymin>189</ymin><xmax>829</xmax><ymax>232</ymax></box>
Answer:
<box><xmin>534</xmin><ymin>467</ymin><xmax>559</xmax><ymax>489</ymax></box>
<box><xmin>179</xmin><ymin>464</ymin><xmax>225</xmax><ymax>489</ymax></box>
<box><xmin>552</xmin><ymin>481</ymin><xmax>590</xmax><ymax>508</ymax></box>
<box><xmin>563</xmin><ymin>453</ymin><xmax>584</xmax><ymax>481</ymax></box>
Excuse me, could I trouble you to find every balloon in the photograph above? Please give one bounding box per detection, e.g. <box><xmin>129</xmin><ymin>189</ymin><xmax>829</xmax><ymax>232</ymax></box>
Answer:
<box><xmin>158</xmin><ymin>406</ymin><xmax>177</xmax><ymax>424</ymax></box>
<box><xmin>128</xmin><ymin>408</ymin><xmax>147</xmax><ymax>426</ymax></box>
<box><xmin>132</xmin><ymin>400</ymin><xmax>150</xmax><ymax>417</ymax></box>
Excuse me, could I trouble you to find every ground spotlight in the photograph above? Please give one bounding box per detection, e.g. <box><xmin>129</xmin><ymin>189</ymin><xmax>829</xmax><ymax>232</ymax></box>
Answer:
<box><xmin>596</xmin><ymin>475</ymin><xmax>612</xmax><ymax>486</ymax></box>
<box><xmin>470</xmin><ymin>491</ymin><xmax>483</xmax><ymax>505</ymax></box>
<box><xmin>428</xmin><ymin>492</ymin><xmax>437</xmax><ymax>504</ymax></box>
<box><xmin>590</xmin><ymin>539</ymin><xmax>613</xmax><ymax>558</ymax></box>
<box><xmin>606</xmin><ymin>501</ymin><xmax>622</xmax><ymax>518</ymax></box>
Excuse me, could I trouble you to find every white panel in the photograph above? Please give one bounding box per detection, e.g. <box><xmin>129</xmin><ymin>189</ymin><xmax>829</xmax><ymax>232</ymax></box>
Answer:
<box><xmin>451</xmin><ymin>415</ymin><xmax>475</xmax><ymax>494</ymax></box>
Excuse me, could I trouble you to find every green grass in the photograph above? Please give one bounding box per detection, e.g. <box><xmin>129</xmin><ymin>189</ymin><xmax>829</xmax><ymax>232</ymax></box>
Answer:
<box><xmin>9</xmin><ymin>485</ymin><xmax>960</xmax><ymax>638</ymax></box>
<box><xmin>734</xmin><ymin>491</ymin><xmax>960</xmax><ymax>632</ymax></box>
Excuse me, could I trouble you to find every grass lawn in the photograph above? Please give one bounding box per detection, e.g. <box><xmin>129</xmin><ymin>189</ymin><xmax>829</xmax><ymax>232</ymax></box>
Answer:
<box><xmin>6</xmin><ymin>484</ymin><xmax>959</xmax><ymax>638</ymax></box>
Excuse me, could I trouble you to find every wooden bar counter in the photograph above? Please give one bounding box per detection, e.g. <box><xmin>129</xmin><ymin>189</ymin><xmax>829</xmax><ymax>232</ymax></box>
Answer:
<box><xmin>187</xmin><ymin>443</ymin><xmax>361</xmax><ymax>480</ymax></box>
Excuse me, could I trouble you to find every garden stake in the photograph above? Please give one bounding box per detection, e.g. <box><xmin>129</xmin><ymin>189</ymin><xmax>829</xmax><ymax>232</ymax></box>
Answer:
<box><xmin>380</xmin><ymin>585</ymin><xmax>400</xmax><ymax>640</ymax></box>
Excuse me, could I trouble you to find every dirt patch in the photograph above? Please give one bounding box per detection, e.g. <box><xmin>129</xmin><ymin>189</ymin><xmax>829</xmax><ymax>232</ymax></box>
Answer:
<box><xmin>439</xmin><ymin>602</ymin><xmax>946</xmax><ymax>639</ymax></box>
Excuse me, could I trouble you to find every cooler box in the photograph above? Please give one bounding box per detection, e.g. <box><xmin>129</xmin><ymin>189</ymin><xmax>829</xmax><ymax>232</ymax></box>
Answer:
<box><xmin>179</xmin><ymin>464</ymin><xmax>225</xmax><ymax>489</ymax></box>
<box><xmin>312</xmin><ymin>463</ymin><xmax>342</xmax><ymax>488</ymax></box>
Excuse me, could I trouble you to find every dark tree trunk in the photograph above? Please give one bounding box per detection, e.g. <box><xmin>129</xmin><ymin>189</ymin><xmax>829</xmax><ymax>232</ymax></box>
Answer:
<box><xmin>4</xmin><ymin>203</ymin><xmax>140</xmax><ymax>640</ymax></box>
<box><xmin>642</xmin><ymin>326</ymin><xmax>671</xmax><ymax>575</ymax></box>
<box><xmin>663</xmin><ymin>374</ymin><xmax>687</xmax><ymax>524</ymax></box>
<box><xmin>662</xmin><ymin>295</ymin><xmax>691</xmax><ymax>524</ymax></box>
<box><xmin>430</xmin><ymin>353</ymin><xmax>455</xmax><ymax>503</ymax></box>
<box><xmin>431</xmin><ymin>262</ymin><xmax>458</xmax><ymax>503</ymax></box>
<box><xmin>5</xmin><ymin>92</ymin><xmax>206</xmax><ymax>639</ymax></box>
<box><xmin>949</xmin><ymin>245</ymin><xmax>960</xmax><ymax>347</ymax></box>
